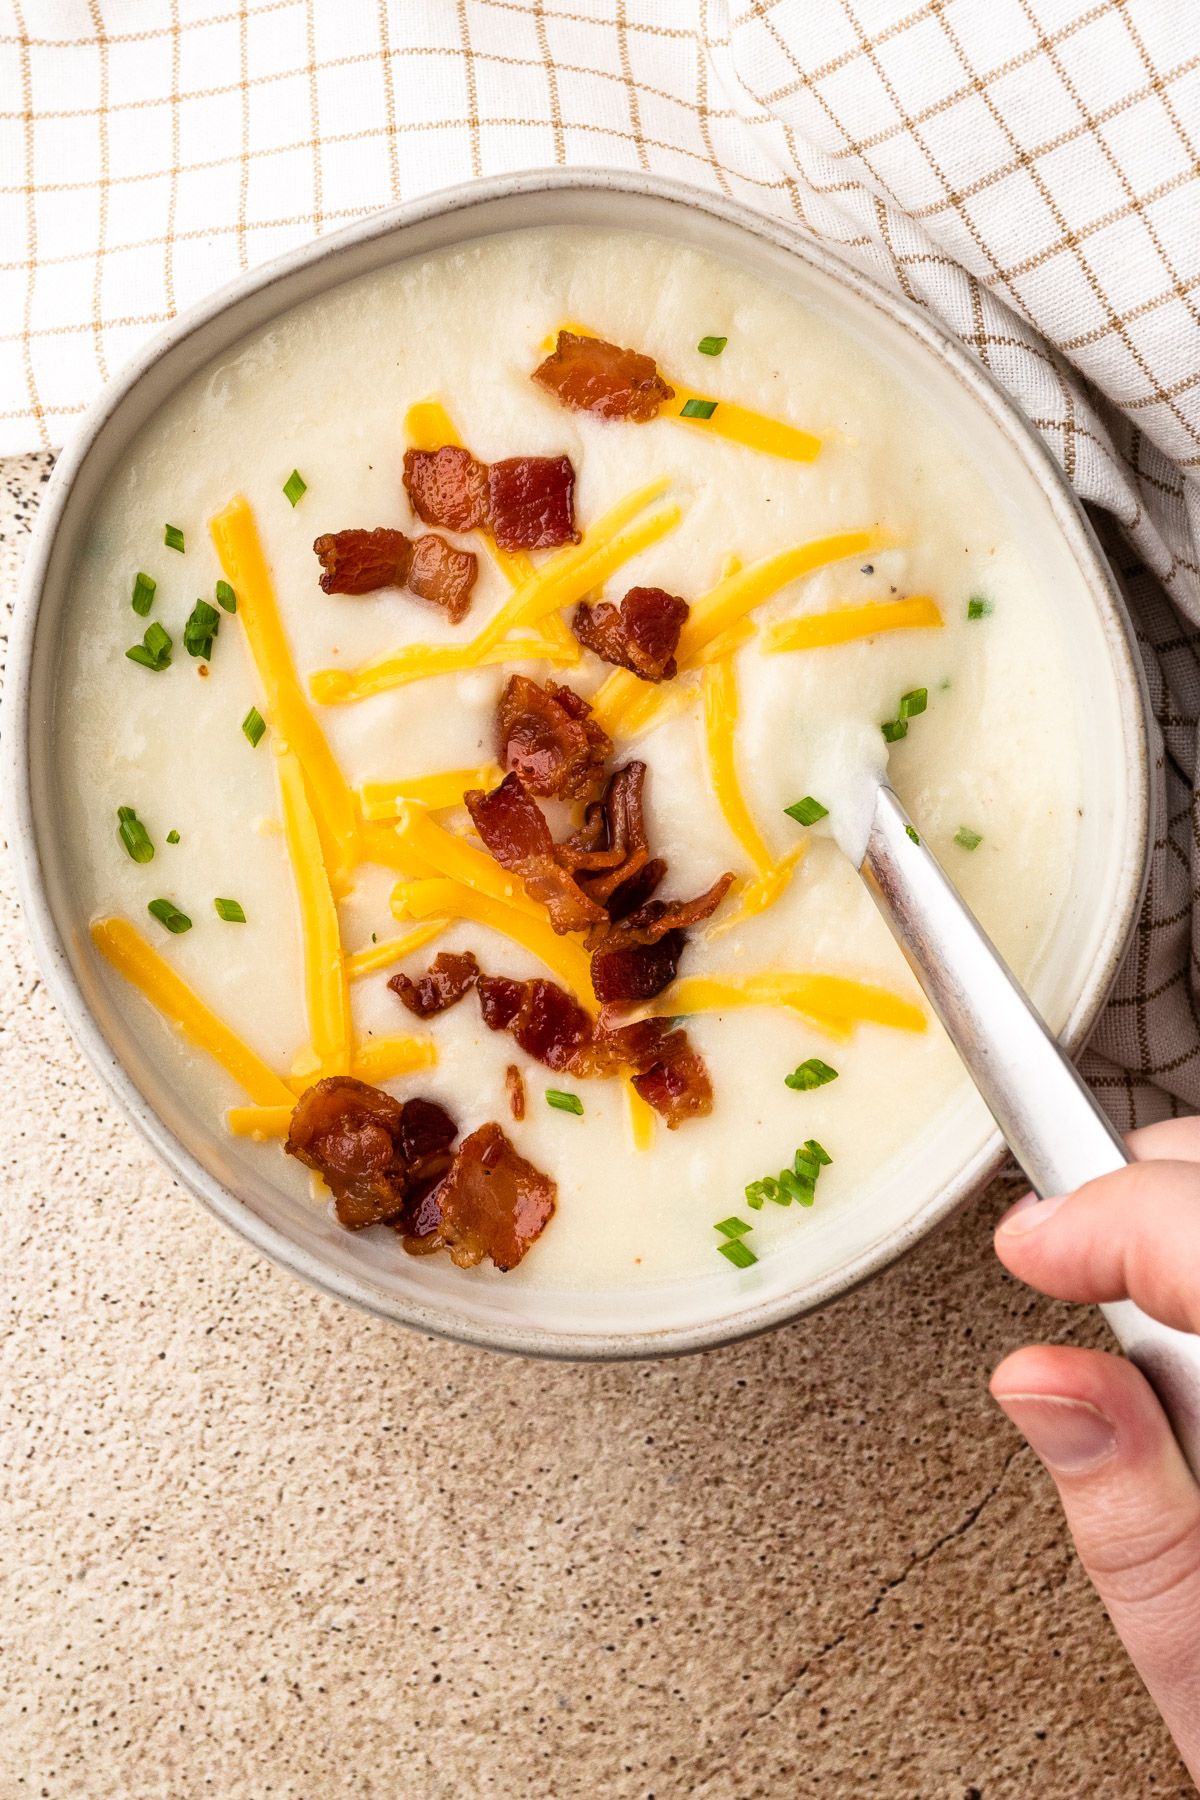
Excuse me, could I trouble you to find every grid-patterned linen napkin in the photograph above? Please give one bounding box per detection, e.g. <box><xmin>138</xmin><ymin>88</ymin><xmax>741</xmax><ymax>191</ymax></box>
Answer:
<box><xmin>3</xmin><ymin>0</ymin><xmax>1198</xmax><ymax>1125</ymax></box>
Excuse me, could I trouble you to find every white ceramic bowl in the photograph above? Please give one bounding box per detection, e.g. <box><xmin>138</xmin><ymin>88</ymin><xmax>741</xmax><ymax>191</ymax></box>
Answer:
<box><xmin>6</xmin><ymin>170</ymin><xmax>1150</xmax><ymax>1359</ymax></box>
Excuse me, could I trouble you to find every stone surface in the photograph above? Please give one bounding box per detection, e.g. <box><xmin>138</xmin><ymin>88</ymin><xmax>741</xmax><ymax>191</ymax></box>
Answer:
<box><xmin>0</xmin><ymin>454</ymin><xmax>1192</xmax><ymax>1798</ymax></box>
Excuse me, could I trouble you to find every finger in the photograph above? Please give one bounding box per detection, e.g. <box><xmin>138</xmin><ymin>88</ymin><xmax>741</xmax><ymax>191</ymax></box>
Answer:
<box><xmin>993</xmin><ymin>1345</ymin><xmax>1200</xmax><ymax>1779</ymax></box>
<box><xmin>993</xmin><ymin>1158</ymin><xmax>1200</xmax><ymax>1335</ymax></box>
<box><xmin>1127</xmin><ymin>1116</ymin><xmax>1200</xmax><ymax>1162</ymax></box>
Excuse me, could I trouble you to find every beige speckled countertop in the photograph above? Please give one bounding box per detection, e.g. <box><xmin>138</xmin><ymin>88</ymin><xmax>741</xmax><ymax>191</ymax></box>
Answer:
<box><xmin>0</xmin><ymin>454</ymin><xmax>1192</xmax><ymax>1799</ymax></box>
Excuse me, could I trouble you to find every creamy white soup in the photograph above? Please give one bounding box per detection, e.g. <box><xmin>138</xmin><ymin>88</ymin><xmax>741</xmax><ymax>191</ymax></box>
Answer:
<box><xmin>57</xmin><ymin>226</ymin><xmax>1080</xmax><ymax>1290</ymax></box>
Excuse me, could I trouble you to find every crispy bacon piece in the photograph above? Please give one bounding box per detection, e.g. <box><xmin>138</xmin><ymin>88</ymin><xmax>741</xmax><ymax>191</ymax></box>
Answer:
<box><xmin>397</xmin><ymin>1122</ymin><xmax>556</xmax><ymax>1271</ymax></box>
<box><xmin>488</xmin><ymin>456</ymin><xmax>579</xmax><ymax>550</ymax></box>
<box><xmin>286</xmin><ymin>1078</ymin><xmax>457</xmax><ymax>1230</ymax></box>
<box><xmin>403</xmin><ymin>445</ymin><xmax>579</xmax><ymax>550</ymax></box>
<box><xmin>406</xmin><ymin>534</ymin><xmax>479</xmax><ymax>622</ymax></box>
<box><xmin>593</xmin><ymin>873</ymin><xmax>735</xmax><ymax>951</ymax></box>
<box><xmin>403</xmin><ymin>445</ymin><xmax>490</xmax><ymax>533</ymax></box>
<box><xmin>532</xmin><ymin>331</ymin><xmax>674</xmax><ymax>423</ymax></box>
<box><xmin>314</xmin><ymin>528</ymin><xmax>414</xmax><ymax>595</ymax></box>
<box><xmin>497</xmin><ymin>674</ymin><xmax>612</xmax><ymax>801</ymax></box>
<box><xmin>590</xmin><ymin>930</ymin><xmax>686</xmax><ymax>1005</ymax></box>
<box><xmin>478</xmin><ymin>974</ymin><xmax>593</xmax><ymax>1071</ymax></box>
<box><xmin>557</xmin><ymin>762</ymin><xmax>651</xmax><ymax>905</ymax></box>
<box><xmin>572</xmin><ymin>586</ymin><xmax>690</xmax><ymax>682</ymax></box>
<box><xmin>632</xmin><ymin>1048</ymin><xmax>713</xmax><ymax>1130</ymax></box>
<box><xmin>506</xmin><ymin>1063</ymin><xmax>526</xmax><ymax>1121</ymax></box>
<box><xmin>389</xmin><ymin>950</ymin><xmax>480</xmax><ymax>1019</ymax></box>
<box><xmin>607</xmin><ymin>857</ymin><xmax>666</xmax><ymax>921</ymax></box>
<box><xmin>466</xmin><ymin>772</ymin><xmax>607</xmax><ymax>934</ymax></box>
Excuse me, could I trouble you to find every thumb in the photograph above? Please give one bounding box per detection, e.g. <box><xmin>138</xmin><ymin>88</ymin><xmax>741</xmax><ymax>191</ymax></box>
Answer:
<box><xmin>992</xmin><ymin>1344</ymin><xmax>1200</xmax><ymax>1780</ymax></box>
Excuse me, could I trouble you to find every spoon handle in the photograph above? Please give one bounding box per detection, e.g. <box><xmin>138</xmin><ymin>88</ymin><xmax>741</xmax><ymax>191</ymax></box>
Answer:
<box><xmin>861</xmin><ymin>783</ymin><xmax>1200</xmax><ymax>1479</ymax></box>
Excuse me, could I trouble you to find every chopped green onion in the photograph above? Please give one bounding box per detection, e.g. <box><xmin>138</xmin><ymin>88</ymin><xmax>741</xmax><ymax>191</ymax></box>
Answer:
<box><xmin>214</xmin><ymin>897</ymin><xmax>246</xmax><ymax>923</ymax></box>
<box><xmin>680</xmin><ymin>397</ymin><xmax>717</xmax><ymax>420</ymax></box>
<box><xmin>718</xmin><ymin>1238</ymin><xmax>757</xmax><ymax>1268</ymax></box>
<box><xmin>215</xmin><ymin>580</ymin><xmax>237</xmax><ymax>613</ymax></box>
<box><xmin>697</xmin><ymin>335</ymin><xmax>727</xmax><ymax>357</ymax></box>
<box><xmin>371</xmin><ymin>932</ymin><xmax>378</xmax><ymax>943</ymax></box>
<box><xmin>242</xmin><ymin>706</ymin><xmax>266</xmax><ymax>748</ymax></box>
<box><xmin>898</xmin><ymin>687</ymin><xmax>927</xmax><ymax>720</ymax></box>
<box><xmin>183</xmin><ymin>598</ymin><xmax>220</xmax><ymax>660</ymax></box>
<box><xmin>715</xmin><ymin>1216</ymin><xmax>751</xmax><ymax>1238</ymax></box>
<box><xmin>126</xmin><ymin>621</ymin><xmax>172</xmax><ymax>671</ymax></box>
<box><xmin>967</xmin><ymin>595</ymin><xmax>993</xmax><ymax>619</ymax></box>
<box><xmin>545</xmin><ymin>1088</ymin><xmax>583</xmax><ymax>1116</ymax></box>
<box><xmin>776</xmin><ymin>1168</ymin><xmax>806</xmax><ymax>1205</ymax></box>
<box><xmin>954</xmin><ymin>826</ymin><xmax>983</xmax><ymax>851</ymax></box>
<box><xmin>785</xmin><ymin>1057</ymin><xmax>838</xmax><ymax>1091</ymax></box>
<box><xmin>784</xmin><ymin>796</ymin><xmax>829</xmax><ymax>827</ymax></box>
<box><xmin>744</xmin><ymin>1182</ymin><xmax>767</xmax><ymax>1211</ymax></box>
<box><xmin>283</xmin><ymin>470</ymin><xmax>307</xmax><ymax>507</ymax></box>
<box><xmin>166</xmin><ymin>830</ymin><xmax>180</xmax><ymax>845</ymax></box>
<box><xmin>793</xmin><ymin>1150</ymin><xmax>820</xmax><ymax>1182</ymax></box>
<box><xmin>131</xmin><ymin>572</ymin><xmax>156</xmax><ymax>616</ymax></box>
<box><xmin>881</xmin><ymin>719</ymin><xmax>907</xmax><ymax>743</ymax></box>
<box><xmin>164</xmin><ymin>524</ymin><xmax>185</xmax><ymax>553</ymax></box>
<box><xmin>804</xmin><ymin>1138</ymin><xmax>832</xmax><ymax>1166</ymax></box>
<box><xmin>905</xmin><ymin>824</ymin><xmax>920</xmax><ymax>844</ymax></box>
<box><xmin>147</xmin><ymin>898</ymin><xmax>191</xmax><ymax>934</ymax></box>
<box><xmin>116</xmin><ymin>805</ymin><xmax>154</xmax><ymax>864</ymax></box>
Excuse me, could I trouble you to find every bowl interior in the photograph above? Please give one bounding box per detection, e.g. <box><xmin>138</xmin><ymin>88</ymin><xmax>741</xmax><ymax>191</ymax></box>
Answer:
<box><xmin>13</xmin><ymin>174</ymin><xmax>1148</xmax><ymax>1358</ymax></box>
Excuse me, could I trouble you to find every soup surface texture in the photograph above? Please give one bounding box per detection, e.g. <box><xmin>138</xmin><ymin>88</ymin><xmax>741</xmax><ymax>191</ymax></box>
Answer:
<box><xmin>57</xmin><ymin>226</ymin><xmax>1081</xmax><ymax>1290</ymax></box>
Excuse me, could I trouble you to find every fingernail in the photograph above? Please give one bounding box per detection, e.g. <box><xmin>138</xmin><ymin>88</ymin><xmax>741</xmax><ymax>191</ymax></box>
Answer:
<box><xmin>995</xmin><ymin>1394</ymin><xmax>1118</xmax><ymax>1473</ymax></box>
<box><xmin>998</xmin><ymin>1191</ymin><xmax>1069</xmax><ymax>1236</ymax></box>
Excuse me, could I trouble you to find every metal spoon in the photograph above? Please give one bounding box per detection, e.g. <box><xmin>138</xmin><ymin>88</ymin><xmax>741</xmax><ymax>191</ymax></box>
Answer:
<box><xmin>861</xmin><ymin>782</ymin><xmax>1200</xmax><ymax>1478</ymax></box>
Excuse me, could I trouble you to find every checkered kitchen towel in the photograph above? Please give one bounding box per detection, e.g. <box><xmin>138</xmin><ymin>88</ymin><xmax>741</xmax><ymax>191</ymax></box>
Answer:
<box><xmin>3</xmin><ymin>0</ymin><xmax>1199</xmax><ymax>1126</ymax></box>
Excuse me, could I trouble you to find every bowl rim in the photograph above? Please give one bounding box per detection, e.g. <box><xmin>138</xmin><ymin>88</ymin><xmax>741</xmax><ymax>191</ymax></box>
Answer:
<box><xmin>5</xmin><ymin>166</ymin><xmax>1152</xmax><ymax>1361</ymax></box>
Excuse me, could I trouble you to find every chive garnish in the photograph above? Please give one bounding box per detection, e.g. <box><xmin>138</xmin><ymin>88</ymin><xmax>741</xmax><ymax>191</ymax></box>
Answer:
<box><xmin>126</xmin><ymin>621</ymin><xmax>172</xmax><ymax>671</ymax></box>
<box><xmin>147</xmin><ymin>898</ymin><xmax>191</xmax><ymax>934</ymax></box>
<box><xmin>216</xmin><ymin>580</ymin><xmax>237</xmax><ymax>613</ymax></box>
<box><xmin>697</xmin><ymin>335</ymin><xmax>727</xmax><ymax>356</ymax></box>
<box><xmin>117</xmin><ymin>805</ymin><xmax>154</xmax><ymax>863</ymax></box>
<box><xmin>184</xmin><ymin>598</ymin><xmax>220</xmax><ymax>660</ymax></box>
<box><xmin>898</xmin><ymin>687</ymin><xmax>927</xmax><ymax>720</ymax></box>
<box><xmin>546</xmin><ymin>1088</ymin><xmax>583</xmax><ymax>1115</ymax></box>
<box><xmin>785</xmin><ymin>1057</ymin><xmax>838</xmax><ymax>1091</ymax></box>
<box><xmin>715</xmin><ymin>1216</ymin><xmax>751</xmax><ymax>1238</ymax></box>
<box><xmin>785</xmin><ymin>796</ymin><xmax>828</xmax><ymax>827</ymax></box>
<box><xmin>955</xmin><ymin>826</ymin><xmax>983</xmax><ymax>850</ymax></box>
<box><xmin>881</xmin><ymin>719</ymin><xmax>907</xmax><ymax>743</ymax></box>
<box><xmin>214</xmin><ymin>897</ymin><xmax>246</xmax><ymax>922</ymax></box>
<box><xmin>131</xmin><ymin>572</ymin><xmax>156</xmax><ymax>616</ymax></box>
<box><xmin>164</xmin><ymin>524</ymin><xmax>185</xmax><ymax>553</ymax></box>
<box><xmin>717</xmin><ymin>1238</ymin><xmax>757</xmax><ymax>1268</ymax></box>
<box><xmin>283</xmin><ymin>470</ymin><xmax>307</xmax><ymax>507</ymax></box>
<box><xmin>745</xmin><ymin>1175</ymin><xmax>779</xmax><ymax>1210</ymax></box>
<box><xmin>967</xmin><ymin>595</ymin><xmax>993</xmax><ymax>619</ymax></box>
<box><xmin>680</xmin><ymin>397</ymin><xmax>717</xmax><ymax>420</ymax></box>
<box><xmin>166</xmin><ymin>830</ymin><xmax>180</xmax><ymax>845</ymax></box>
<box><xmin>242</xmin><ymin>706</ymin><xmax>266</xmax><ymax>747</ymax></box>
<box><xmin>804</xmin><ymin>1139</ymin><xmax>832</xmax><ymax>1166</ymax></box>
<box><xmin>905</xmin><ymin>824</ymin><xmax>920</xmax><ymax>844</ymax></box>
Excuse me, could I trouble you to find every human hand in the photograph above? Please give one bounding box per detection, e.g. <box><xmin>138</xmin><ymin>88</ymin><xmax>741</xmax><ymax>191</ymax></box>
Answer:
<box><xmin>991</xmin><ymin>1117</ymin><xmax>1200</xmax><ymax>1780</ymax></box>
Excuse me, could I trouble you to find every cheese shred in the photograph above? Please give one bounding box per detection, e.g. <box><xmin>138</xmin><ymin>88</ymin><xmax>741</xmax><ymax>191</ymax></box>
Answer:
<box><xmin>392</xmin><ymin>876</ymin><xmax>597</xmax><ymax>1011</ymax></box>
<box><xmin>763</xmin><ymin>595</ymin><xmax>943</xmax><ymax>654</ymax></box>
<box><xmin>635</xmin><ymin>973</ymin><xmax>927</xmax><ymax>1038</ymax></box>
<box><xmin>276</xmin><ymin>746</ymin><xmax>351</xmax><ymax>1078</ymax></box>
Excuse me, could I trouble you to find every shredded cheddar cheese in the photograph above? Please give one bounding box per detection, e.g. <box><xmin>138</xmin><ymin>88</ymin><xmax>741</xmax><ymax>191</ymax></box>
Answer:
<box><xmin>625</xmin><ymin>1077</ymin><xmax>656</xmax><ymax>1152</ymax></box>
<box><xmin>590</xmin><ymin>529</ymin><xmax>883</xmax><ymax>738</ymax></box>
<box><xmin>347</xmin><ymin>921</ymin><xmax>448</xmax><ymax>981</ymax></box>
<box><xmin>227</xmin><ymin>1104</ymin><xmax>295</xmax><ymax>1139</ymax></box>
<box><xmin>703</xmin><ymin>658</ymin><xmax>772</xmax><ymax>876</ymax></box>
<box><xmin>352</xmin><ymin>1035</ymin><xmax>438</xmax><ymax>1083</ymax></box>
<box><xmin>358</xmin><ymin>766</ymin><xmax>503</xmax><ymax>821</ymax></box>
<box><xmin>91</xmin><ymin>916</ymin><xmax>295</xmax><ymax>1106</ymax></box>
<box><xmin>547</xmin><ymin>323</ymin><xmax>821</xmax><ymax>463</ymax></box>
<box><xmin>310</xmin><ymin>478</ymin><xmax>679</xmax><ymax>705</ymax></box>
<box><xmin>276</xmin><ymin>745</ymin><xmax>351</xmax><ymax>1078</ymax></box>
<box><xmin>393</xmin><ymin>804</ymin><xmax>550</xmax><ymax>922</ymax></box>
<box><xmin>392</xmin><ymin>876</ymin><xmax>596</xmax><ymax>1011</ymax></box>
<box><xmin>209</xmin><ymin>495</ymin><xmax>361</xmax><ymax>891</ymax></box>
<box><xmin>763</xmin><ymin>595</ymin><xmax>943</xmax><ymax>654</ymax></box>
<box><xmin>636</xmin><ymin>973</ymin><xmax>926</xmax><ymax>1038</ymax></box>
